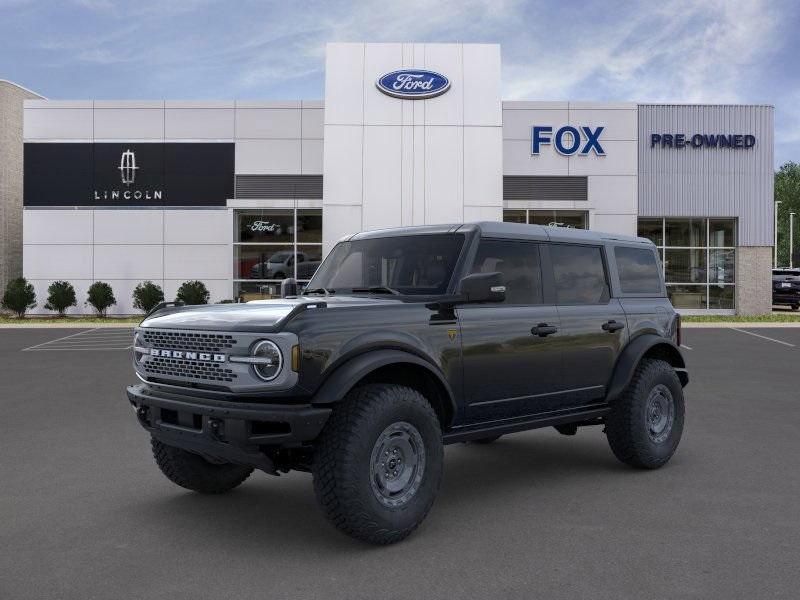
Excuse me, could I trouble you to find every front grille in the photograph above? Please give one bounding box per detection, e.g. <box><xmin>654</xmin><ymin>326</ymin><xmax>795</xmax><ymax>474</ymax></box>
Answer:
<box><xmin>143</xmin><ymin>356</ymin><xmax>238</xmax><ymax>383</ymax></box>
<box><xmin>142</xmin><ymin>330</ymin><xmax>238</xmax><ymax>353</ymax></box>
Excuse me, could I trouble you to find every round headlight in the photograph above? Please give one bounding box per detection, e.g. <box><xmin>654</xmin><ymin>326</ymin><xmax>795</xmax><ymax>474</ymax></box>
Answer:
<box><xmin>252</xmin><ymin>340</ymin><xmax>283</xmax><ymax>381</ymax></box>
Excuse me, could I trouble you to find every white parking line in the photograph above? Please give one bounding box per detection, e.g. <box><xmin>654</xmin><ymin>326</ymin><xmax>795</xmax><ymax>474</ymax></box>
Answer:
<box><xmin>730</xmin><ymin>328</ymin><xmax>796</xmax><ymax>348</ymax></box>
<box><xmin>22</xmin><ymin>328</ymin><xmax>134</xmax><ymax>351</ymax></box>
<box><xmin>680</xmin><ymin>344</ymin><xmax>693</xmax><ymax>351</ymax></box>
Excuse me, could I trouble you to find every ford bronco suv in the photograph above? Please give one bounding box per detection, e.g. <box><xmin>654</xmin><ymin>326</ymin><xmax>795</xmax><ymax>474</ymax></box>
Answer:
<box><xmin>127</xmin><ymin>222</ymin><xmax>688</xmax><ymax>544</ymax></box>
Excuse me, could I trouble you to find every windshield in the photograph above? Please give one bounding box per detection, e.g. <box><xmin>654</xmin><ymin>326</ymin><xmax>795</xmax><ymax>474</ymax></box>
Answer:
<box><xmin>306</xmin><ymin>233</ymin><xmax>465</xmax><ymax>295</ymax></box>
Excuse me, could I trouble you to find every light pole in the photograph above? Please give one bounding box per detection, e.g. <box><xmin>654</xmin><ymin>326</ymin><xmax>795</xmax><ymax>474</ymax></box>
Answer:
<box><xmin>791</xmin><ymin>213</ymin><xmax>796</xmax><ymax>269</ymax></box>
<box><xmin>775</xmin><ymin>200</ymin><xmax>782</xmax><ymax>268</ymax></box>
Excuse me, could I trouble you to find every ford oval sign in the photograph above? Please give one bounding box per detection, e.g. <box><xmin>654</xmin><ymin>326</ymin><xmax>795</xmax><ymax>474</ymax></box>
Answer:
<box><xmin>376</xmin><ymin>70</ymin><xmax>450</xmax><ymax>99</ymax></box>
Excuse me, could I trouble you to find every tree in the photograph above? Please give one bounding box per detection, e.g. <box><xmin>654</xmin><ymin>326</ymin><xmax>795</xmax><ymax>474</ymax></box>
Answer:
<box><xmin>775</xmin><ymin>162</ymin><xmax>800</xmax><ymax>267</ymax></box>
<box><xmin>45</xmin><ymin>281</ymin><xmax>77</xmax><ymax>317</ymax></box>
<box><xmin>176</xmin><ymin>280</ymin><xmax>210</xmax><ymax>305</ymax></box>
<box><xmin>1</xmin><ymin>277</ymin><xmax>36</xmax><ymax>318</ymax></box>
<box><xmin>132</xmin><ymin>281</ymin><xmax>165</xmax><ymax>313</ymax></box>
<box><xmin>86</xmin><ymin>282</ymin><xmax>116</xmax><ymax>317</ymax></box>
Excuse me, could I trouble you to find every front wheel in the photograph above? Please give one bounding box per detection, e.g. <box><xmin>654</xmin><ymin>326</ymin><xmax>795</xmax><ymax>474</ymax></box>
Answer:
<box><xmin>605</xmin><ymin>358</ymin><xmax>685</xmax><ymax>469</ymax></box>
<box><xmin>792</xmin><ymin>304</ymin><xmax>799</xmax><ymax>311</ymax></box>
<box><xmin>312</xmin><ymin>384</ymin><xmax>443</xmax><ymax>544</ymax></box>
<box><xmin>151</xmin><ymin>438</ymin><xmax>253</xmax><ymax>494</ymax></box>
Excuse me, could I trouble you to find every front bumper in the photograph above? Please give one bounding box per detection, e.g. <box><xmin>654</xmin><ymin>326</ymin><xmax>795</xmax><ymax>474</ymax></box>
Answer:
<box><xmin>127</xmin><ymin>384</ymin><xmax>331</xmax><ymax>472</ymax></box>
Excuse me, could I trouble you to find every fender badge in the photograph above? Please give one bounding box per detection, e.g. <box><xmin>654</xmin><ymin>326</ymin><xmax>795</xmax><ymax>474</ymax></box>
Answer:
<box><xmin>447</xmin><ymin>329</ymin><xmax>457</xmax><ymax>341</ymax></box>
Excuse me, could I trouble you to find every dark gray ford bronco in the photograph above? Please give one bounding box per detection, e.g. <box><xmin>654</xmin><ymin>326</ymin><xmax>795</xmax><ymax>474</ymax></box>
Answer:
<box><xmin>127</xmin><ymin>222</ymin><xmax>688</xmax><ymax>544</ymax></box>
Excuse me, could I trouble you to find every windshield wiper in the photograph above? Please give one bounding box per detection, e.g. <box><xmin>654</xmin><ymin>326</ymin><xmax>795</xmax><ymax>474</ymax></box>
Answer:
<box><xmin>303</xmin><ymin>287</ymin><xmax>334</xmax><ymax>296</ymax></box>
<box><xmin>351</xmin><ymin>286</ymin><xmax>400</xmax><ymax>295</ymax></box>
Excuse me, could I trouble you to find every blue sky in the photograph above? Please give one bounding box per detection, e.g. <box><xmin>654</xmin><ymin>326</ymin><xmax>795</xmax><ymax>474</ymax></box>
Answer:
<box><xmin>2</xmin><ymin>0</ymin><xmax>799</xmax><ymax>166</ymax></box>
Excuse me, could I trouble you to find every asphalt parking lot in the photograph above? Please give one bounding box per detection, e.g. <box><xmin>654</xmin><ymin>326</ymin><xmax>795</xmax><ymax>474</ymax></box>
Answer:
<box><xmin>2</xmin><ymin>327</ymin><xmax>799</xmax><ymax>599</ymax></box>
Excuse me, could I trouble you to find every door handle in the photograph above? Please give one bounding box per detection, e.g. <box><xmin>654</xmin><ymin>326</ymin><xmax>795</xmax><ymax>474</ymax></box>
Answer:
<box><xmin>602</xmin><ymin>320</ymin><xmax>625</xmax><ymax>333</ymax></box>
<box><xmin>531</xmin><ymin>323</ymin><xmax>558</xmax><ymax>337</ymax></box>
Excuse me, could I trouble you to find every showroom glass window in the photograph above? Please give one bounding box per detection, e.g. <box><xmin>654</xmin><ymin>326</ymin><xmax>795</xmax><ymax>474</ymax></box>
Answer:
<box><xmin>637</xmin><ymin>218</ymin><xmax>736</xmax><ymax>310</ymax></box>
<box><xmin>234</xmin><ymin>209</ymin><xmax>322</xmax><ymax>301</ymax></box>
<box><xmin>503</xmin><ymin>209</ymin><xmax>588</xmax><ymax>229</ymax></box>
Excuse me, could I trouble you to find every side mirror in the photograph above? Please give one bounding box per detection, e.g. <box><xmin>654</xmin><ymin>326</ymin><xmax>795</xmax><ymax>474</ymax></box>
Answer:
<box><xmin>280</xmin><ymin>278</ymin><xmax>298</xmax><ymax>298</ymax></box>
<box><xmin>457</xmin><ymin>272</ymin><xmax>506</xmax><ymax>303</ymax></box>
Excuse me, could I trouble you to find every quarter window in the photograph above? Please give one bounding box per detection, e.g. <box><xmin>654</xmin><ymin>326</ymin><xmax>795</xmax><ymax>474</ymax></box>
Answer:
<box><xmin>615</xmin><ymin>247</ymin><xmax>662</xmax><ymax>294</ymax></box>
<box><xmin>550</xmin><ymin>244</ymin><xmax>609</xmax><ymax>304</ymax></box>
<box><xmin>470</xmin><ymin>240</ymin><xmax>543</xmax><ymax>305</ymax></box>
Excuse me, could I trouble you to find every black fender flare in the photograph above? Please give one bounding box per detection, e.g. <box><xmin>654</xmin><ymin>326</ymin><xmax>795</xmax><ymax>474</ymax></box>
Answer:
<box><xmin>310</xmin><ymin>349</ymin><xmax>457</xmax><ymax>425</ymax></box>
<box><xmin>605</xmin><ymin>335</ymin><xmax>688</xmax><ymax>404</ymax></box>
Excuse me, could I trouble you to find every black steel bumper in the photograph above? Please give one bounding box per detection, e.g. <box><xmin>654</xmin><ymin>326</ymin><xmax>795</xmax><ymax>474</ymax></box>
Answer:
<box><xmin>773</xmin><ymin>292</ymin><xmax>800</xmax><ymax>305</ymax></box>
<box><xmin>127</xmin><ymin>384</ymin><xmax>331</xmax><ymax>473</ymax></box>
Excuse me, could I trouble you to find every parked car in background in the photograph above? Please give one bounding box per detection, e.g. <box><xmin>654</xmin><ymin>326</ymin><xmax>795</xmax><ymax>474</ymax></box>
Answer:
<box><xmin>249</xmin><ymin>251</ymin><xmax>320</xmax><ymax>280</ymax></box>
<box><xmin>772</xmin><ymin>269</ymin><xmax>800</xmax><ymax>310</ymax></box>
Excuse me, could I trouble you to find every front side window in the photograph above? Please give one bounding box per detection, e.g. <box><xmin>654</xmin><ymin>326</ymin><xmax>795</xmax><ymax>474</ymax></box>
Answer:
<box><xmin>470</xmin><ymin>240</ymin><xmax>543</xmax><ymax>305</ymax></box>
<box><xmin>550</xmin><ymin>244</ymin><xmax>609</xmax><ymax>304</ymax></box>
<box><xmin>615</xmin><ymin>246</ymin><xmax>663</xmax><ymax>294</ymax></box>
<box><xmin>307</xmin><ymin>234</ymin><xmax>465</xmax><ymax>295</ymax></box>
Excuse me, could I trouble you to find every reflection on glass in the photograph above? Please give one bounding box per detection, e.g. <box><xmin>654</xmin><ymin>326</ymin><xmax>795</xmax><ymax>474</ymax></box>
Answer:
<box><xmin>297</xmin><ymin>210</ymin><xmax>322</xmax><ymax>243</ymax></box>
<box><xmin>236</xmin><ymin>245</ymin><xmax>293</xmax><ymax>279</ymax></box>
<box><xmin>665</xmin><ymin>249</ymin><xmax>706</xmax><ymax>283</ymax></box>
<box><xmin>709</xmin><ymin>285</ymin><xmax>735</xmax><ymax>309</ymax></box>
<box><xmin>637</xmin><ymin>219</ymin><xmax>663</xmax><ymax>246</ymax></box>
<box><xmin>709</xmin><ymin>219</ymin><xmax>736</xmax><ymax>247</ymax></box>
<box><xmin>709</xmin><ymin>249</ymin><xmax>735</xmax><ymax>284</ymax></box>
<box><xmin>236</xmin><ymin>281</ymin><xmax>281</xmax><ymax>302</ymax></box>
<box><xmin>665</xmin><ymin>219</ymin><xmax>706</xmax><ymax>247</ymax></box>
<box><xmin>667</xmin><ymin>285</ymin><xmax>707</xmax><ymax>309</ymax></box>
<box><xmin>530</xmin><ymin>210</ymin><xmax>588</xmax><ymax>229</ymax></box>
<box><xmin>502</xmin><ymin>210</ymin><xmax>526</xmax><ymax>224</ymax></box>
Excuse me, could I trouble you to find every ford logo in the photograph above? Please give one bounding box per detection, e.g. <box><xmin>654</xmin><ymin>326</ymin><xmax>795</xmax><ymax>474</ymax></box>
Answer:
<box><xmin>376</xmin><ymin>69</ymin><xmax>450</xmax><ymax>99</ymax></box>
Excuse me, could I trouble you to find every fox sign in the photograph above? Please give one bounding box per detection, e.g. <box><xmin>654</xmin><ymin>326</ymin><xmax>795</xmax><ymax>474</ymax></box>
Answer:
<box><xmin>532</xmin><ymin>125</ymin><xmax>605</xmax><ymax>156</ymax></box>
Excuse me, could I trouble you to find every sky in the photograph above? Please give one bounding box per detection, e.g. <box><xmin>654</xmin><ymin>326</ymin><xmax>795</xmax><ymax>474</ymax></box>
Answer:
<box><xmin>1</xmin><ymin>0</ymin><xmax>799</xmax><ymax>166</ymax></box>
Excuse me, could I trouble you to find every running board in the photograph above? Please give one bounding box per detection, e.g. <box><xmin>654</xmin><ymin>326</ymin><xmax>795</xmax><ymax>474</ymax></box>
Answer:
<box><xmin>442</xmin><ymin>405</ymin><xmax>611</xmax><ymax>444</ymax></box>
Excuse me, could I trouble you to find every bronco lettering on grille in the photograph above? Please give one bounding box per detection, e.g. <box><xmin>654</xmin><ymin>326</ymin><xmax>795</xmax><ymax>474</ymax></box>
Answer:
<box><xmin>150</xmin><ymin>348</ymin><xmax>226</xmax><ymax>362</ymax></box>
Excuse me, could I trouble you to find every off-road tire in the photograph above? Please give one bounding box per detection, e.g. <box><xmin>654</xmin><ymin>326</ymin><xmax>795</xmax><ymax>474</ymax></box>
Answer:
<box><xmin>151</xmin><ymin>438</ymin><xmax>253</xmax><ymax>494</ymax></box>
<box><xmin>312</xmin><ymin>384</ymin><xmax>443</xmax><ymax>545</ymax></box>
<box><xmin>792</xmin><ymin>304</ymin><xmax>799</xmax><ymax>311</ymax></box>
<box><xmin>472</xmin><ymin>435</ymin><xmax>502</xmax><ymax>444</ymax></box>
<box><xmin>605</xmin><ymin>358</ymin><xmax>685</xmax><ymax>469</ymax></box>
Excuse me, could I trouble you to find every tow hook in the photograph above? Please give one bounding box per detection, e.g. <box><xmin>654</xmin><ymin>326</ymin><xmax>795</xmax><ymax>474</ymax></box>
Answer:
<box><xmin>208</xmin><ymin>418</ymin><xmax>223</xmax><ymax>440</ymax></box>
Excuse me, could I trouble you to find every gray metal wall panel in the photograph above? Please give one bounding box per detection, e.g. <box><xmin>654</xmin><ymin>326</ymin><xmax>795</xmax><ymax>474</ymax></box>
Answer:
<box><xmin>503</xmin><ymin>176</ymin><xmax>587</xmax><ymax>201</ymax></box>
<box><xmin>638</xmin><ymin>104</ymin><xmax>774</xmax><ymax>246</ymax></box>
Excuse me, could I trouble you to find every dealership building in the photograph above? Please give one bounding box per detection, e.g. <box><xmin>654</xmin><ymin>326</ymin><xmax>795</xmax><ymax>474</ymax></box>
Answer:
<box><xmin>2</xmin><ymin>42</ymin><xmax>774</xmax><ymax>314</ymax></box>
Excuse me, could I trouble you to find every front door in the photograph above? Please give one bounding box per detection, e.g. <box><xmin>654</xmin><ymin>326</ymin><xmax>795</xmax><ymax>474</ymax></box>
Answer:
<box><xmin>458</xmin><ymin>239</ymin><xmax>565</xmax><ymax>424</ymax></box>
<box><xmin>546</xmin><ymin>243</ymin><xmax>627</xmax><ymax>407</ymax></box>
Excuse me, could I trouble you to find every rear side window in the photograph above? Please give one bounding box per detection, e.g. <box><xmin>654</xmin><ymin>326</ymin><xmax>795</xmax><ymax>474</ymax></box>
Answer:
<box><xmin>471</xmin><ymin>240</ymin><xmax>543</xmax><ymax>305</ymax></box>
<box><xmin>550</xmin><ymin>244</ymin><xmax>609</xmax><ymax>304</ymax></box>
<box><xmin>615</xmin><ymin>247</ymin><xmax>663</xmax><ymax>294</ymax></box>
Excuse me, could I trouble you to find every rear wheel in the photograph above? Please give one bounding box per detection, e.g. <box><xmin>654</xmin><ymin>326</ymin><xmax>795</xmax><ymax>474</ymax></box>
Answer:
<box><xmin>151</xmin><ymin>438</ymin><xmax>253</xmax><ymax>494</ymax></box>
<box><xmin>312</xmin><ymin>384</ymin><xmax>443</xmax><ymax>544</ymax></box>
<box><xmin>605</xmin><ymin>358</ymin><xmax>685</xmax><ymax>469</ymax></box>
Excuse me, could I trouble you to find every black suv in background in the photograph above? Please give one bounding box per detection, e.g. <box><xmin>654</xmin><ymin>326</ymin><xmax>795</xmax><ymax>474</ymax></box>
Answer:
<box><xmin>772</xmin><ymin>269</ymin><xmax>800</xmax><ymax>310</ymax></box>
<box><xmin>127</xmin><ymin>222</ymin><xmax>688</xmax><ymax>544</ymax></box>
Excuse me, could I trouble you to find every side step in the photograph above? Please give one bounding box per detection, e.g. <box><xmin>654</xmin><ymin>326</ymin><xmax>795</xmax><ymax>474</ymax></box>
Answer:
<box><xmin>442</xmin><ymin>405</ymin><xmax>611</xmax><ymax>444</ymax></box>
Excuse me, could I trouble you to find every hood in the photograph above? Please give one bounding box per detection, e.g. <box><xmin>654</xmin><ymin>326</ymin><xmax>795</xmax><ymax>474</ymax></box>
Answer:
<box><xmin>139</xmin><ymin>295</ymin><xmax>408</xmax><ymax>332</ymax></box>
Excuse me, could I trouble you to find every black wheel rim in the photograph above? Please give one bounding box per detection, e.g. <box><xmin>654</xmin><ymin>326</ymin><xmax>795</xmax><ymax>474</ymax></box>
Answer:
<box><xmin>369</xmin><ymin>421</ymin><xmax>426</xmax><ymax>508</ymax></box>
<box><xmin>646</xmin><ymin>384</ymin><xmax>675</xmax><ymax>444</ymax></box>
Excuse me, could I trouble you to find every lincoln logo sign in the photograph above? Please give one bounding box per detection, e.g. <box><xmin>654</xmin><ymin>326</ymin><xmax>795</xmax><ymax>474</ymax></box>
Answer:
<box><xmin>118</xmin><ymin>149</ymin><xmax>138</xmax><ymax>185</ymax></box>
<box><xmin>94</xmin><ymin>148</ymin><xmax>163</xmax><ymax>202</ymax></box>
<box><xmin>376</xmin><ymin>70</ymin><xmax>450</xmax><ymax>99</ymax></box>
<box><xmin>532</xmin><ymin>126</ymin><xmax>605</xmax><ymax>156</ymax></box>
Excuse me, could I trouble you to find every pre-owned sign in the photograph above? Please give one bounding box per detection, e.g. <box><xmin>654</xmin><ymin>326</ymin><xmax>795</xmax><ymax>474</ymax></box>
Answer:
<box><xmin>650</xmin><ymin>133</ymin><xmax>756</xmax><ymax>149</ymax></box>
<box><xmin>23</xmin><ymin>142</ymin><xmax>234</xmax><ymax>207</ymax></box>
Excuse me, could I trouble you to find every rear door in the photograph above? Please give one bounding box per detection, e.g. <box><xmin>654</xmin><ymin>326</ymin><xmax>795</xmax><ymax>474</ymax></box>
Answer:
<box><xmin>458</xmin><ymin>239</ymin><xmax>564</xmax><ymax>423</ymax></box>
<box><xmin>546</xmin><ymin>243</ymin><xmax>627</xmax><ymax>408</ymax></box>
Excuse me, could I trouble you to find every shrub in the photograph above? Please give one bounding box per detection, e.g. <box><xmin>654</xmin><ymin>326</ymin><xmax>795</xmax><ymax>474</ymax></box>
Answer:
<box><xmin>1</xmin><ymin>277</ymin><xmax>36</xmax><ymax>318</ymax></box>
<box><xmin>218</xmin><ymin>298</ymin><xmax>235</xmax><ymax>304</ymax></box>
<box><xmin>86</xmin><ymin>282</ymin><xmax>116</xmax><ymax>317</ymax></box>
<box><xmin>132</xmin><ymin>281</ymin><xmax>165</xmax><ymax>313</ymax></box>
<box><xmin>44</xmin><ymin>280</ymin><xmax>77</xmax><ymax>317</ymax></box>
<box><xmin>176</xmin><ymin>280</ymin><xmax>210</xmax><ymax>305</ymax></box>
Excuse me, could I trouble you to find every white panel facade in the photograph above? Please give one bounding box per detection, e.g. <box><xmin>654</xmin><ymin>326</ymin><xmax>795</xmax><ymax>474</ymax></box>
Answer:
<box><xmin>322</xmin><ymin>42</ymin><xmax>502</xmax><ymax>253</ymax></box>
<box><xmin>24</xmin><ymin>244</ymin><xmax>93</xmax><ymax>280</ymax></box>
<box><xmin>235</xmin><ymin>139</ymin><xmax>302</xmax><ymax>174</ymax></box>
<box><xmin>24</xmin><ymin>104</ymin><xmax>93</xmax><ymax>140</ymax></box>
<box><xmin>23</xmin><ymin>210</ymin><xmax>93</xmax><ymax>244</ymax></box>
<box><xmin>165</xmin><ymin>107</ymin><xmax>235</xmax><ymax>139</ymax></box>
<box><xmin>93</xmin><ymin>210</ymin><xmax>164</xmax><ymax>244</ymax></box>
<box><xmin>164</xmin><ymin>244</ymin><xmax>230</xmax><ymax>280</ymax></box>
<box><xmin>93</xmin><ymin>244</ymin><xmax>163</xmax><ymax>280</ymax></box>
<box><xmin>164</xmin><ymin>210</ymin><xmax>231</xmax><ymax>245</ymax></box>
<box><xmin>235</xmin><ymin>108</ymin><xmax>301</xmax><ymax>139</ymax></box>
<box><xmin>93</xmin><ymin>105</ymin><xmax>164</xmax><ymax>140</ymax></box>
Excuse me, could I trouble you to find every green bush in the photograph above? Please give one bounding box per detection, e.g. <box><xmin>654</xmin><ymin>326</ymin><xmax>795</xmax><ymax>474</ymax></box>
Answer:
<box><xmin>86</xmin><ymin>282</ymin><xmax>116</xmax><ymax>317</ymax></box>
<box><xmin>44</xmin><ymin>280</ymin><xmax>77</xmax><ymax>316</ymax></box>
<box><xmin>1</xmin><ymin>277</ymin><xmax>37</xmax><ymax>318</ymax></box>
<box><xmin>132</xmin><ymin>281</ymin><xmax>165</xmax><ymax>313</ymax></box>
<box><xmin>176</xmin><ymin>280</ymin><xmax>210</xmax><ymax>305</ymax></box>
